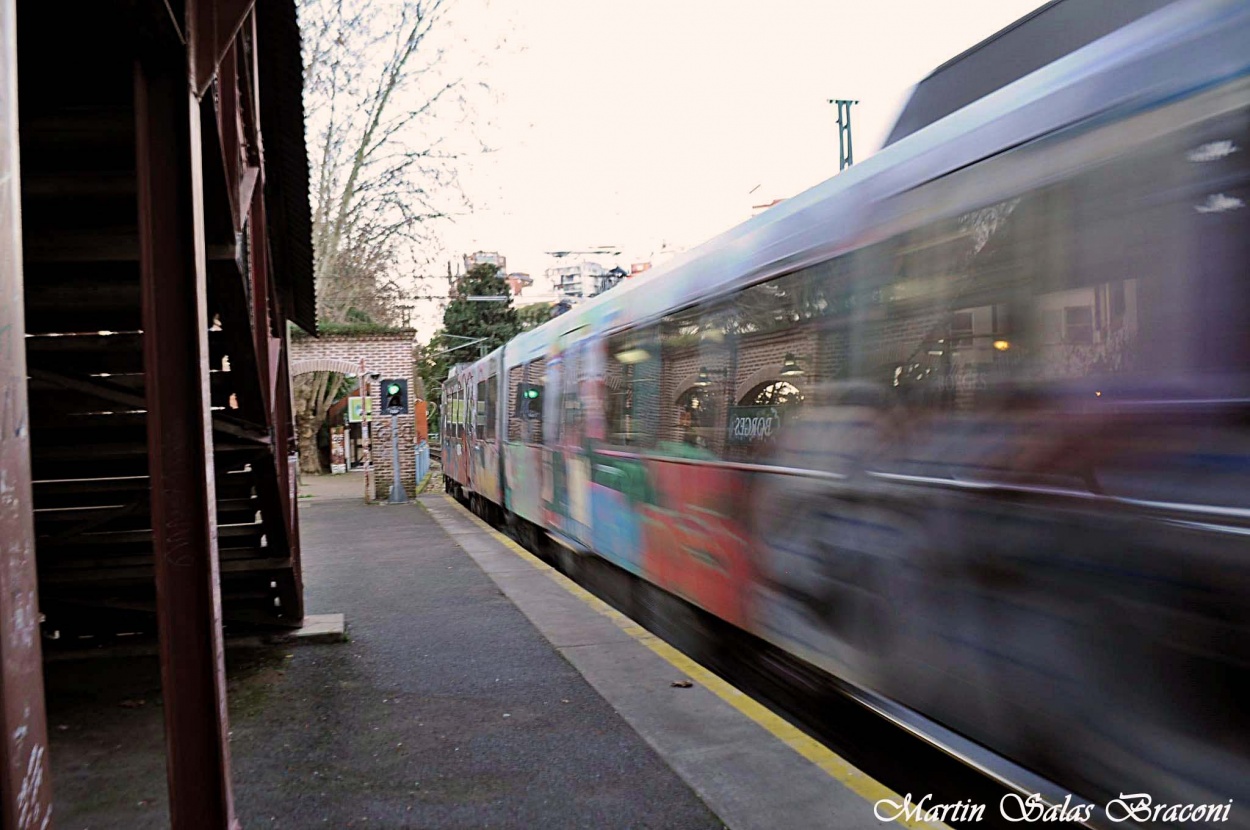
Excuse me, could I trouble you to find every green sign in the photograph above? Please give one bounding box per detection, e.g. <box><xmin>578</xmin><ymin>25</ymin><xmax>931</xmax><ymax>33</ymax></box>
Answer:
<box><xmin>727</xmin><ymin>405</ymin><xmax>783</xmax><ymax>445</ymax></box>
<box><xmin>347</xmin><ymin>396</ymin><xmax>373</xmax><ymax>423</ymax></box>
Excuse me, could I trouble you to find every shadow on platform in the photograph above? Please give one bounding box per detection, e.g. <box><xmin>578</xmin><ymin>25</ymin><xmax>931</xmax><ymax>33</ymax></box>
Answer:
<box><xmin>44</xmin><ymin>481</ymin><xmax>722</xmax><ymax>828</ymax></box>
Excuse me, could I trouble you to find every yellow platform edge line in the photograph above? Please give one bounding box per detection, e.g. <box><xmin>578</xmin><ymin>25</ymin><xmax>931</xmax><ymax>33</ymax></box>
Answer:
<box><xmin>434</xmin><ymin>494</ymin><xmax>945</xmax><ymax>830</ymax></box>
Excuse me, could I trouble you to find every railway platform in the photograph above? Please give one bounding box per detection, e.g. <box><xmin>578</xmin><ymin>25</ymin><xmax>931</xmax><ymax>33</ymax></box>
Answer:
<box><xmin>43</xmin><ymin>474</ymin><xmax>922</xmax><ymax>829</ymax></box>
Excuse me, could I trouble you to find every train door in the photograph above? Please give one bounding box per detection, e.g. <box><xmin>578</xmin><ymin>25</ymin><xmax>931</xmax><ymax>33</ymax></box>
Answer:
<box><xmin>505</xmin><ymin>358</ymin><xmax>546</xmax><ymax>525</ymax></box>
<box><xmin>442</xmin><ymin>379</ymin><xmax>467</xmax><ymax>488</ymax></box>
<box><xmin>588</xmin><ymin>324</ymin><xmax>660</xmax><ymax>575</ymax></box>
<box><xmin>471</xmin><ymin>355</ymin><xmax>502</xmax><ymax>506</ymax></box>
<box><xmin>542</xmin><ymin>349</ymin><xmax>561</xmax><ymax>529</ymax></box>
<box><xmin>545</xmin><ymin>327</ymin><xmax>592</xmax><ymax>543</ymax></box>
<box><xmin>466</xmin><ymin>368</ymin><xmax>480</xmax><ymax>497</ymax></box>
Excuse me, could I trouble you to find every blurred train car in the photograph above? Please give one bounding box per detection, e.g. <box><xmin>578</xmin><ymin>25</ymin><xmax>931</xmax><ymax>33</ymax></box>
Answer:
<box><xmin>444</xmin><ymin>0</ymin><xmax>1250</xmax><ymax>817</ymax></box>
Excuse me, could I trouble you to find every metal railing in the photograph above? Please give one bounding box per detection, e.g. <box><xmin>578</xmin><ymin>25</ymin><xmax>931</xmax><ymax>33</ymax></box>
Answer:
<box><xmin>415</xmin><ymin>440</ymin><xmax>431</xmax><ymax>483</ymax></box>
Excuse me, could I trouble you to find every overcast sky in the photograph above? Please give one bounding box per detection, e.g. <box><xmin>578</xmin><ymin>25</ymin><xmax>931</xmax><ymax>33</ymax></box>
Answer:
<box><xmin>412</xmin><ymin>0</ymin><xmax>1050</xmax><ymax>325</ymax></box>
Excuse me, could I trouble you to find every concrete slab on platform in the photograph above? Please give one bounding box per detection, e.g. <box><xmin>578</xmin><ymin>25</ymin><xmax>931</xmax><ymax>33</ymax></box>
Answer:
<box><xmin>263</xmin><ymin>612</ymin><xmax>347</xmax><ymax>645</ymax></box>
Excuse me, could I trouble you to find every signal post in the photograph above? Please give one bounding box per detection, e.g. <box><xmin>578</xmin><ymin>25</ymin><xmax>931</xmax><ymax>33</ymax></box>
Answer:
<box><xmin>382</xmin><ymin>379</ymin><xmax>410</xmax><ymax>503</ymax></box>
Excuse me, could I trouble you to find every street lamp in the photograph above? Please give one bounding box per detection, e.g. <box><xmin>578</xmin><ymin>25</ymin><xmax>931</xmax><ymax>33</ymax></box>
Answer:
<box><xmin>694</xmin><ymin>366</ymin><xmax>730</xmax><ymax>387</ymax></box>
<box><xmin>779</xmin><ymin>353</ymin><xmax>805</xmax><ymax>377</ymax></box>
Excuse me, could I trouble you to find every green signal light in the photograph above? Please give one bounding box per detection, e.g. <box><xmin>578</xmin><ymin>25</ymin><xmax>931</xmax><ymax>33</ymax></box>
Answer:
<box><xmin>387</xmin><ymin>384</ymin><xmax>400</xmax><ymax>395</ymax></box>
<box><xmin>525</xmin><ymin>389</ymin><xmax>538</xmax><ymax>399</ymax></box>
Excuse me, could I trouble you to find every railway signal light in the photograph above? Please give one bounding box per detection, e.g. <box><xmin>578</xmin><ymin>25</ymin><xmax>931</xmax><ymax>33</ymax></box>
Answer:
<box><xmin>517</xmin><ymin>383</ymin><xmax>542</xmax><ymax>417</ymax></box>
<box><xmin>381</xmin><ymin>378</ymin><xmax>408</xmax><ymax>415</ymax></box>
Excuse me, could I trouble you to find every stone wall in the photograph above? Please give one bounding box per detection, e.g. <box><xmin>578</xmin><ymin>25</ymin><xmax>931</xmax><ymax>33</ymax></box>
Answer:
<box><xmin>290</xmin><ymin>331</ymin><xmax>422</xmax><ymax>500</ymax></box>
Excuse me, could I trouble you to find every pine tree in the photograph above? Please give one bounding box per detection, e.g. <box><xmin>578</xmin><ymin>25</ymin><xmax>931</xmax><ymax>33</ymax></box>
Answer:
<box><xmin>415</xmin><ymin>263</ymin><xmax>520</xmax><ymax>435</ymax></box>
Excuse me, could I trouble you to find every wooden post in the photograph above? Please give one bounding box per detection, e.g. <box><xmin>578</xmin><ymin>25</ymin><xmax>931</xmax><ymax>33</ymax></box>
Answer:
<box><xmin>0</xmin><ymin>1</ymin><xmax>54</xmax><ymax>826</ymax></box>
<box><xmin>135</xmin><ymin>41</ymin><xmax>237</xmax><ymax>828</ymax></box>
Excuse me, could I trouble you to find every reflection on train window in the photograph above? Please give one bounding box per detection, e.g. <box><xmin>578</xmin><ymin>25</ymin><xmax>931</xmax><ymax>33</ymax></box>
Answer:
<box><xmin>741</xmin><ymin>380</ymin><xmax>803</xmax><ymax>406</ymax></box>
<box><xmin>722</xmin><ymin>261</ymin><xmax>853</xmax><ymax>462</ymax></box>
<box><xmin>659</xmin><ymin>302</ymin><xmax>732</xmax><ymax>456</ymax></box>
<box><xmin>506</xmin><ymin>365</ymin><xmax>523</xmax><ymax>441</ymax></box>
<box><xmin>447</xmin><ymin>385</ymin><xmax>460</xmax><ymax>438</ymax></box>
<box><xmin>475</xmin><ymin>380</ymin><xmax>487</xmax><ymax>439</ymax></box>
<box><xmin>484</xmin><ymin>373</ymin><xmax>497</xmax><ymax>440</ymax></box>
<box><xmin>605</xmin><ymin>326</ymin><xmax>659</xmax><ymax>448</ymax></box>
<box><xmin>673</xmin><ymin>386</ymin><xmax>717</xmax><ymax>448</ymax></box>
<box><xmin>558</xmin><ymin>347</ymin><xmax>583</xmax><ymax>445</ymax></box>
<box><xmin>823</xmin><ymin>100</ymin><xmax>1250</xmax><ymax>489</ymax></box>
<box><xmin>461</xmin><ymin>386</ymin><xmax>468</xmax><ymax>437</ymax></box>
<box><xmin>519</xmin><ymin>359</ymin><xmax>545</xmax><ymax>445</ymax></box>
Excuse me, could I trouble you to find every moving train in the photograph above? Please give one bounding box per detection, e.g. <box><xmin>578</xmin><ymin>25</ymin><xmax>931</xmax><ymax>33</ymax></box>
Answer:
<box><xmin>444</xmin><ymin>0</ymin><xmax>1250</xmax><ymax>817</ymax></box>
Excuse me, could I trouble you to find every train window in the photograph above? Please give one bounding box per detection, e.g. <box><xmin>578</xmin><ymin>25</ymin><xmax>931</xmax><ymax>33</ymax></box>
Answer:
<box><xmin>446</xmin><ymin>385</ymin><xmax>457</xmax><ymax>438</ymax></box>
<box><xmin>484</xmin><ymin>373</ymin><xmax>497</xmax><ymax>440</ymax></box>
<box><xmin>558</xmin><ymin>341</ymin><xmax>587</xmax><ymax>446</ymax></box>
<box><xmin>605</xmin><ymin>326</ymin><xmax>660</xmax><ymax>448</ymax></box>
<box><xmin>521</xmin><ymin>359</ymin><xmax>545</xmax><ymax>444</ymax></box>
<box><xmin>506</xmin><ymin>365</ymin><xmax>524</xmax><ymax>441</ymax></box>
<box><xmin>475</xmin><ymin>380</ymin><xmax>487</xmax><ymax>440</ymax></box>
<box><xmin>718</xmin><ymin>259</ymin><xmax>854</xmax><ymax>462</ymax></box>
<box><xmin>544</xmin><ymin>356</ymin><xmax>562</xmax><ymax>444</ymax></box>
<box><xmin>458</xmin><ymin>385</ymin><xmax>467</xmax><ymax>437</ymax></box>
<box><xmin>1036</xmin><ymin>105</ymin><xmax>1250</xmax><ymax>381</ymax></box>
<box><xmin>658</xmin><ymin>301</ymin><xmax>733</xmax><ymax>457</ymax></box>
<box><xmin>839</xmin><ymin>193</ymin><xmax>1031</xmax><ymax>414</ymax></box>
<box><xmin>853</xmin><ymin>97</ymin><xmax>1250</xmax><ymax>414</ymax></box>
<box><xmin>448</xmin><ymin>386</ymin><xmax>456</xmax><ymax>438</ymax></box>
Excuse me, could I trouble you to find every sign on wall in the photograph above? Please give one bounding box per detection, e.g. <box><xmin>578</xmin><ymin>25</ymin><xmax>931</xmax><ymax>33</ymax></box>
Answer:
<box><xmin>727</xmin><ymin>405</ymin><xmax>783</xmax><ymax>445</ymax></box>
<box><xmin>347</xmin><ymin>396</ymin><xmax>372</xmax><ymax>423</ymax></box>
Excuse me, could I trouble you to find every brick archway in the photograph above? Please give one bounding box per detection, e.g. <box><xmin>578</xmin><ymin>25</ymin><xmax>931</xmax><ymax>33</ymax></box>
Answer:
<box><xmin>736</xmin><ymin>363</ymin><xmax>800</xmax><ymax>404</ymax></box>
<box><xmin>291</xmin><ymin>357</ymin><xmax>361</xmax><ymax>376</ymax></box>
<box><xmin>289</xmin><ymin>331</ymin><xmax>419</xmax><ymax>500</ymax></box>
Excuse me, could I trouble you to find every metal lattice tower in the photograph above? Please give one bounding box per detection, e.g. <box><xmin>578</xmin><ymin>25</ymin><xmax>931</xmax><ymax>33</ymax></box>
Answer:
<box><xmin>830</xmin><ymin>99</ymin><xmax>858</xmax><ymax>170</ymax></box>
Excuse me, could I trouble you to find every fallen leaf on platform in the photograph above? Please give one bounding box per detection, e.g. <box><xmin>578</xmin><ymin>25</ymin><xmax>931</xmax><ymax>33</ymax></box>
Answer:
<box><xmin>671</xmin><ymin>680</ymin><xmax>694</xmax><ymax>688</ymax></box>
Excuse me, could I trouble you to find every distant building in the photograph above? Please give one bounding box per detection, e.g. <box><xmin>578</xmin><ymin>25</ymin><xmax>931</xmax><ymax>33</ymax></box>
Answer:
<box><xmin>602</xmin><ymin>266</ymin><xmax>628</xmax><ymax>293</ymax></box>
<box><xmin>505</xmin><ymin>272</ymin><xmax>533</xmax><ymax>297</ymax></box>
<box><xmin>548</xmin><ymin>260</ymin><xmax>610</xmax><ymax>302</ymax></box>
<box><xmin>463</xmin><ymin>251</ymin><xmax>507</xmax><ymax>274</ymax></box>
<box><xmin>452</xmin><ymin>251</ymin><xmax>508</xmax><ymax>300</ymax></box>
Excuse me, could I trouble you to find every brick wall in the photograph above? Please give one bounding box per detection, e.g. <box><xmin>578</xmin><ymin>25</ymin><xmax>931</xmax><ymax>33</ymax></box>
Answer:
<box><xmin>290</xmin><ymin>332</ymin><xmax>421</xmax><ymax>500</ymax></box>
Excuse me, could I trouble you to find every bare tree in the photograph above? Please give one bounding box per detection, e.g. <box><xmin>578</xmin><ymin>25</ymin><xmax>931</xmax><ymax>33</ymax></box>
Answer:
<box><xmin>294</xmin><ymin>370</ymin><xmax>348</xmax><ymax>475</ymax></box>
<box><xmin>294</xmin><ymin>0</ymin><xmax>492</xmax><ymax>473</ymax></box>
<box><xmin>300</xmin><ymin>0</ymin><xmax>487</xmax><ymax>324</ymax></box>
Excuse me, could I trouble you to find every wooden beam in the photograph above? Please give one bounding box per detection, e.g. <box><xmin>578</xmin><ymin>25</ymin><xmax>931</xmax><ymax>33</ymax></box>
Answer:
<box><xmin>0</xmin><ymin>0</ymin><xmax>53</xmax><ymax>825</ymax></box>
<box><xmin>134</xmin><ymin>39</ymin><xmax>237</xmax><ymax>829</ymax></box>
<box><xmin>190</xmin><ymin>0</ymin><xmax>255</xmax><ymax>99</ymax></box>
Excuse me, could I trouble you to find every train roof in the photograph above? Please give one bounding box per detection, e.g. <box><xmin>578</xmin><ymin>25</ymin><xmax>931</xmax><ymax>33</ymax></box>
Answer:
<box><xmin>883</xmin><ymin>0</ymin><xmax>1177</xmax><ymax>147</ymax></box>
<box><xmin>498</xmin><ymin>0</ymin><xmax>1250</xmax><ymax>370</ymax></box>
